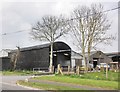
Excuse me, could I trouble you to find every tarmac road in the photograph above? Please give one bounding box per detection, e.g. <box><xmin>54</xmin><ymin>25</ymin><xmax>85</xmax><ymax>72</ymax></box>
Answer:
<box><xmin>1</xmin><ymin>76</ymin><xmax>40</xmax><ymax>91</ymax></box>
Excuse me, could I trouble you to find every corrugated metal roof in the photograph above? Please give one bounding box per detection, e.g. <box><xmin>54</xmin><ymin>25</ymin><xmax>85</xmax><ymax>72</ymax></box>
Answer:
<box><xmin>71</xmin><ymin>50</ymin><xmax>82</xmax><ymax>59</ymax></box>
<box><xmin>20</xmin><ymin>43</ymin><xmax>50</xmax><ymax>51</ymax></box>
<box><xmin>105</xmin><ymin>52</ymin><xmax>120</xmax><ymax>56</ymax></box>
<box><xmin>0</xmin><ymin>49</ymin><xmax>11</xmax><ymax>57</ymax></box>
<box><xmin>80</xmin><ymin>51</ymin><xmax>99</xmax><ymax>57</ymax></box>
<box><xmin>10</xmin><ymin>41</ymin><xmax>71</xmax><ymax>52</ymax></box>
<box><xmin>10</xmin><ymin>43</ymin><xmax>50</xmax><ymax>53</ymax></box>
<box><xmin>85</xmin><ymin>51</ymin><xmax>98</xmax><ymax>56</ymax></box>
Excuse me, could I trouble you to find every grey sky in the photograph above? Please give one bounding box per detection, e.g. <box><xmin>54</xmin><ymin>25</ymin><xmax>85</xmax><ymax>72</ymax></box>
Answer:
<box><xmin>0</xmin><ymin>0</ymin><xmax>119</xmax><ymax>53</ymax></box>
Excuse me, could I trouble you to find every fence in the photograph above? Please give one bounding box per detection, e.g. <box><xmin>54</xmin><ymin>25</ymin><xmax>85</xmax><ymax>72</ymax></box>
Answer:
<box><xmin>33</xmin><ymin>67</ymin><xmax>49</xmax><ymax>74</ymax></box>
<box><xmin>57</xmin><ymin>64</ymin><xmax>86</xmax><ymax>75</ymax></box>
<box><xmin>33</xmin><ymin>64</ymin><xmax>119</xmax><ymax>77</ymax></box>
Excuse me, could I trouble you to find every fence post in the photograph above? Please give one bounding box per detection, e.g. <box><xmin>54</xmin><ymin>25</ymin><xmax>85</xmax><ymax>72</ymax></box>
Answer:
<box><xmin>100</xmin><ymin>64</ymin><xmax>104</xmax><ymax>72</ymax></box>
<box><xmin>89</xmin><ymin>67</ymin><xmax>91</xmax><ymax>72</ymax></box>
<box><xmin>106</xmin><ymin>63</ymin><xmax>108</xmax><ymax>79</ymax></box>
<box><xmin>96</xmin><ymin>67</ymin><xmax>98</xmax><ymax>72</ymax></box>
<box><xmin>68</xmin><ymin>66</ymin><xmax>70</xmax><ymax>74</ymax></box>
<box><xmin>76</xmin><ymin>66</ymin><xmax>77</xmax><ymax>74</ymax></box>
<box><xmin>116</xmin><ymin>64</ymin><xmax>118</xmax><ymax>72</ymax></box>
<box><xmin>52</xmin><ymin>66</ymin><xmax>54</xmax><ymax>73</ymax></box>
<box><xmin>57</xmin><ymin>64</ymin><xmax>63</xmax><ymax>75</ymax></box>
<box><xmin>111</xmin><ymin>64</ymin><xmax>114</xmax><ymax>71</ymax></box>
<box><xmin>57</xmin><ymin>64</ymin><xmax>60</xmax><ymax>74</ymax></box>
<box><xmin>77</xmin><ymin>66</ymin><xmax>80</xmax><ymax>75</ymax></box>
<box><xmin>33</xmin><ymin>68</ymin><xmax>34</xmax><ymax>74</ymax></box>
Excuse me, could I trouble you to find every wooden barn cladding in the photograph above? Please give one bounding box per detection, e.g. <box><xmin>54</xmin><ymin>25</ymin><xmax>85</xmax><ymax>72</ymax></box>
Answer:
<box><xmin>8</xmin><ymin>41</ymin><xmax>71</xmax><ymax>70</ymax></box>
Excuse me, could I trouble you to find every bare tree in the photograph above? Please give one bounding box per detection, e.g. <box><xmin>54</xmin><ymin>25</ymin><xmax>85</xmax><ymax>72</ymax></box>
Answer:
<box><xmin>70</xmin><ymin>4</ymin><xmax>115</xmax><ymax>72</ymax></box>
<box><xmin>30</xmin><ymin>15</ymin><xmax>69</xmax><ymax>72</ymax></box>
<box><xmin>10</xmin><ymin>46</ymin><xmax>20</xmax><ymax>71</ymax></box>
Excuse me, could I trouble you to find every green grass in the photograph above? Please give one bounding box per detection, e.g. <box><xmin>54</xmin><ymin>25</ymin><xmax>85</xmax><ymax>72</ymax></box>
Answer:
<box><xmin>33</xmin><ymin>75</ymin><xmax>118</xmax><ymax>89</ymax></box>
<box><xmin>2</xmin><ymin>70</ymin><xmax>34</xmax><ymax>76</ymax></box>
<box><xmin>66</xmin><ymin>71</ymin><xmax>118</xmax><ymax>81</ymax></box>
<box><xmin>18</xmin><ymin>80</ymin><xmax>94</xmax><ymax>92</ymax></box>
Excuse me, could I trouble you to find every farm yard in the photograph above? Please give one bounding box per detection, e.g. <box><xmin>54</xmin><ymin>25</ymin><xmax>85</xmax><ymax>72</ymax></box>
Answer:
<box><xmin>1</xmin><ymin>1</ymin><xmax>120</xmax><ymax>91</ymax></box>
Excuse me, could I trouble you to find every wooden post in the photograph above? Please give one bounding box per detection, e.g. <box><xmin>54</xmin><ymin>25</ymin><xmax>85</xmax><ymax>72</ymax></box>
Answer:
<box><xmin>96</xmin><ymin>67</ymin><xmax>98</xmax><ymax>72</ymax></box>
<box><xmin>106</xmin><ymin>64</ymin><xmax>108</xmax><ymax>79</ymax></box>
<box><xmin>112</xmin><ymin>64</ymin><xmax>114</xmax><ymax>71</ymax></box>
<box><xmin>57</xmin><ymin>64</ymin><xmax>60</xmax><ymax>74</ymax></box>
<box><xmin>100</xmin><ymin>64</ymin><xmax>104</xmax><ymax>72</ymax></box>
<box><xmin>76</xmin><ymin>66</ymin><xmax>77</xmax><ymax>74</ymax></box>
<box><xmin>57</xmin><ymin>64</ymin><xmax>63</xmax><ymax>75</ymax></box>
<box><xmin>76</xmin><ymin>66</ymin><xmax>78</xmax><ymax>75</ymax></box>
<box><xmin>90</xmin><ymin>67</ymin><xmax>92</xmax><ymax>72</ymax></box>
<box><xmin>68</xmin><ymin>66</ymin><xmax>70</xmax><ymax>74</ymax></box>
<box><xmin>52</xmin><ymin>66</ymin><xmax>54</xmax><ymax>73</ymax></box>
<box><xmin>116</xmin><ymin>64</ymin><xmax>118</xmax><ymax>72</ymax></box>
<box><xmin>77</xmin><ymin>66</ymin><xmax>80</xmax><ymax>75</ymax></box>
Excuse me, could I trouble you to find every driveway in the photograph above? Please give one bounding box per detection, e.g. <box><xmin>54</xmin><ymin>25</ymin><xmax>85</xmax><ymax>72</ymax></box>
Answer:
<box><xmin>1</xmin><ymin>76</ymin><xmax>39</xmax><ymax>90</ymax></box>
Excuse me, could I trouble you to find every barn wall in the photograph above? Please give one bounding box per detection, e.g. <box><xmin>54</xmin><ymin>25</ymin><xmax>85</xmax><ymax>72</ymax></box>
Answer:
<box><xmin>9</xmin><ymin>47</ymin><xmax>49</xmax><ymax>70</ymax></box>
<box><xmin>0</xmin><ymin>57</ymin><xmax>11</xmax><ymax>70</ymax></box>
<box><xmin>57</xmin><ymin>53</ymin><xmax>70</xmax><ymax>66</ymax></box>
<box><xmin>7</xmin><ymin>42</ymin><xmax>72</xmax><ymax>70</ymax></box>
<box><xmin>75</xmin><ymin>59</ymin><xmax>82</xmax><ymax>67</ymax></box>
<box><xmin>89</xmin><ymin>52</ymin><xmax>112</xmax><ymax>64</ymax></box>
<box><xmin>71</xmin><ymin>59</ymin><xmax>75</xmax><ymax>68</ymax></box>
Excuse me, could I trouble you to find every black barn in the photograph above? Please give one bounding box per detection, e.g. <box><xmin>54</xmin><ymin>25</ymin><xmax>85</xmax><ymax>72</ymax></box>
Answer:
<box><xmin>9</xmin><ymin>41</ymin><xmax>71</xmax><ymax>70</ymax></box>
<box><xmin>106</xmin><ymin>52</ymin><xmax>120</xmax><ymax>68</ymax></box>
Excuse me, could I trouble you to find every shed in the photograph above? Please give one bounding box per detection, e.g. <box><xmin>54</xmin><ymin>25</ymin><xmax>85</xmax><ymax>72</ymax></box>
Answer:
<box><xmin>83</xmin><ymin>51</ymin><xmax>112</xmax><ymax>68</ymax></box>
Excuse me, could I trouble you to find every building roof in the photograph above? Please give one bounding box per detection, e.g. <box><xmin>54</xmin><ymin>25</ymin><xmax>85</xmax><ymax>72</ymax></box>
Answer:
<box><xmin>84</xmin><ymin>51</ymin><xmax>98</xmax><ymax>56</ymax></box>
<box><xmin>105</xmin><ymin>52</ymin><xmax>120</xmax><ymax>57</ymax></box>
<box><xmin>10</xmin><ymin>43</ymin><xmax>50</xmax><ymax>53</ymax></box>
<box><xmin>80</xmin><ymin>51</ymin><xmax>102</xmax><ymax>57</ymax></box>
<box><xmin>71</xmin><ymin>50</ymin><xmax>82</xmax><ymax>59</ymax></box>
<box><xmin>0</xmin><ymin>49</ymin><xmax>11</xmax><ymax>57</ymax></box>
<box><xmin>20</xmin><ymin>43</ymin><xmax>50</xmax><ymax>51</ymax></box>
<box><xmin>10</xmin><ymin>41</ymin><xmax>71</xmax><ymax>53</ymax></box>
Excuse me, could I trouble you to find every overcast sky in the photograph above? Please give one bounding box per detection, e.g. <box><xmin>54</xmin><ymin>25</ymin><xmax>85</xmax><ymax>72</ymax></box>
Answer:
<box><xmin>0</xmin><ymin>0</ymin><xmax>119</xmax><ymax>53</ymax></box>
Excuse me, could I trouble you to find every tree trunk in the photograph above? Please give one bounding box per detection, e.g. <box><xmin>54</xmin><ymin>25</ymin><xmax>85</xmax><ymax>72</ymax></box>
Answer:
<box><xmin>87</xmin><ymin>43</ymin><xmax>91</xmax><ymax>72</ymax></box>
<box><xmin>82</xmin><ymin>51</ymin><xmax>87</xmax><ymax>72</ymax></box>
<box><xmin>13</xmin><ymin>55</ymin><xmax>17</xmax><ymax>70</ymax></box>
<box><xmin>82</xmin><ymin>42</ymin><xmax>87</xmax><ymax>72</ymax></box>
<box><xmin>49</xmin><ymin>42</ymin><xmax>53</xmax><ymax>73</ymax></box>
<box><xmin>81</xmin><ymin>31</ymin><xmax>87</xmax><ymax>72</ymax></box>
<box><xmin>87</xmin><ymin>52</ymin><xmax>90</xmax><ymax>72</ymax></box>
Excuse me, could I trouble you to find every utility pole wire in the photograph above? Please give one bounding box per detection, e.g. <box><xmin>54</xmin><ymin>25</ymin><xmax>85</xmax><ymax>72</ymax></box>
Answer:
<box><xmin>1</xmin><ymin>6</ymin><xmax>120</xmax><ymax>36</ymax></box>
<box><xmin>68</xmin><ymin>6</ymin><xmax>120</xmax><ymax>21</ymax></box>
<box><xmin>2</xmin><ymin>29</ymin><xmax>31</xmax><ymax>35</ymax></box>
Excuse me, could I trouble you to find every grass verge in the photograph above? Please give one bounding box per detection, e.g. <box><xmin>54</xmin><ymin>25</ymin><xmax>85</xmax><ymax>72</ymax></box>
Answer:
<box><xmin>67</xmin><ymin>71</ymin><xmax>118</xmax><ymax>81</ymax></box>
<box><xmin>2</xmin><ymin>70</ymin><xmax>34</xmax><ymax>76</ymax></box>
<box><xmin>33</xmin><ymin>75</ymin><xmax>118</xmax><ymax>89</ymax></box>
<box><xmin>18</xmin><ymin>80</ymin><xmax>94</xmax><ymax>92</ymax></box>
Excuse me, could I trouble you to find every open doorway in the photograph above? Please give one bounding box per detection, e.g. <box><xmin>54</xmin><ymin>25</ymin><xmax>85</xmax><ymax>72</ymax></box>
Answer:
<box><xmin>93</xmin><ymin>58</ymin><xmax>98</xmax><ymax>68</ymax></box>
<box><xmin>50</xmin><ymin>42</ymin><xmax>71</xmax><ymax>73</ymax></box>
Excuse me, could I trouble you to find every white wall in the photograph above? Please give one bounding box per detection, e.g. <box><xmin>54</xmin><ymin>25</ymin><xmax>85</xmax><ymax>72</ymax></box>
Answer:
<box><xmin>71</xmin><ymin>59</ymin><xmax>75</xmax><ymax>68</ymax></box>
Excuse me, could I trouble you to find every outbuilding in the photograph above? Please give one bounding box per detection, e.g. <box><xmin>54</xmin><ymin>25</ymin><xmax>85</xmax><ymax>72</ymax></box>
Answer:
<box><xmin>84</xmin><ymin>51</ymin><xmax>113</xmax><ymax>68</ymax></box>
<box><xmin>106</xmin><ymin>52</ymin><xmax>120</xmax><ymax>69</ymax></box>
<box><xmin>0</xmin><ymin>49</ymin><xmax>11</xmax><ymax>70</ymax></box>
<box><xmin>8</xmin><ymin>41</ymin><xmax>72</xmax><ymax>70</ymax></box>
